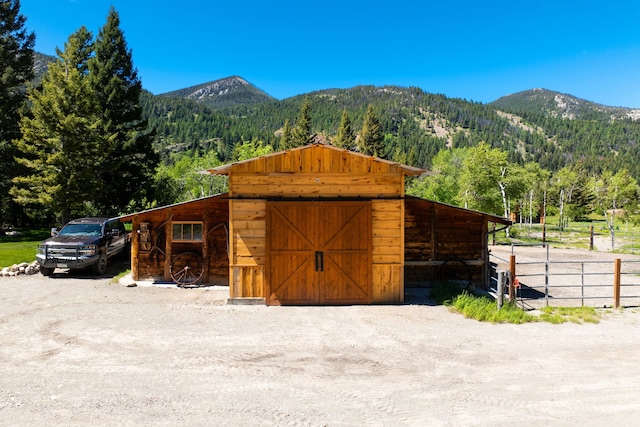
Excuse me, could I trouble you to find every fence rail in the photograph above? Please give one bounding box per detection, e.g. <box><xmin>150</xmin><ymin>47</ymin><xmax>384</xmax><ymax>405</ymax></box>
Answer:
<box><xmin>508</xmin><ymin>222</ymin><xmax>640</xmax><ymax>253</ymax></box>
<box><xmin>489</xmin><ymin>244</ymin><xmax>640</xmax><ymax>309</ymax></box>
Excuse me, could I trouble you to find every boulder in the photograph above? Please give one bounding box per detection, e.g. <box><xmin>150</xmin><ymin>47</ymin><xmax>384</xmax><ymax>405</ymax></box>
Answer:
<box><xmin>0</xmin><ymin>261</ymin><xmax>40</xmax><ymax>277</ymax></box>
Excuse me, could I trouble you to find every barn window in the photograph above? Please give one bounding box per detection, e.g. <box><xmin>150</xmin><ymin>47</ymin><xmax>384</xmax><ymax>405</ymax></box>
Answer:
<box><xmin>172</xmin><ymin>222</ymin><xmax>203</xmax><ymax>242</ymax></box>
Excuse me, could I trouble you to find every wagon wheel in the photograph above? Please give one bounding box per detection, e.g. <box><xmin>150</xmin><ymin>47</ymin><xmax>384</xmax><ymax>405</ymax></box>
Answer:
<box><xmin>170</xmin><ymin>252</ymin><xmax>205</xmax><ymax>287</ymax></box>
<box><xmin>439</xmin><ymin>258</ymin><xmax>472</xmax><ymax>290</ymax></box>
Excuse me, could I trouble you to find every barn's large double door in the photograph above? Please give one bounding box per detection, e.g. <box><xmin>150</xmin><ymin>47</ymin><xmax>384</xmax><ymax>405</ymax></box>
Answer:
<box><xmin>267</xmin><ymin>201</ymin><xmax>371</xmax><ymax>305</ymax></box>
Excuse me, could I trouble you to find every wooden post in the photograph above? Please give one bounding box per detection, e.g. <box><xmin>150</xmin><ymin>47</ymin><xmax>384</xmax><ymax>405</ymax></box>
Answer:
<box><xmin>590</xmin><ymin>225</ymin><xmax>594</xmax><ymax>251</ymax></box>
<box><xmin>430</xmin><ymin>202</ymin><xmax>437</xmax><ymax>285</ymax></box>
<box><xmin>131</xmin><ymin>217</ymin><xmax>139</xmax><ymax>280</ymax></box>
<box><xmin>202</xmin><ymin>215</ymin><xmax>209</xmax><ymax>284</ymax></box>
<box><xmin>481</xmin><ymin>218</ymin><xmax>489</xmax><ymax>289</ymax></box>
<box><xmin>614</xmin><ymin>258</ymin><xmax>621</xmax><ymax>309</ymax></box>
<box><xmin>492</xmin><ymin>223</ymin><xmax>496</xmax><ymax>246</ymax></box>
<box><xmin>497</xmin><ymin>270</ymin><xmax>504</xmax><ymax>309</ymax></box>
<box><xmin>228</xmin><ymin>200</ymin><xmax>236</xmax><ymax>298</ymax></box>
<box><xmin>164</xmin><ymin>213</ymin><xmax>172</xmax><ymax>281</ymax></box>
<box><xmin>509</xmin><ymin>254</ymin><xmax>516</xmax><ymax>301</ymax></box>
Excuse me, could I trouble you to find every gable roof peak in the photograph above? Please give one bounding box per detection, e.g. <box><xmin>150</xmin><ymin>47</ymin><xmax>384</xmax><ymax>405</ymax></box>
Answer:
<box><xmin>203</xmin><ymin>143</ymin><xmax>431</xmax><ymax>176</ymax></box>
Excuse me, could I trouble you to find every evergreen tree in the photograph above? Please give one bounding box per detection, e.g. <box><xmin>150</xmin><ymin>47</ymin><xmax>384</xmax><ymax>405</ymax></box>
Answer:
<box><xmin>0</xmin><ymin>0</ymin><xmax>34</xmax><ymax>230</ymax></box>
<box><xmin>358</xmin><ymin>104</ymin><xmax>384</xmax><ymax>157</ymax></box>
<box><xmin>279</xmin><ymin>118</ymin><xmax>293</xmax><ymax>150</ymax></box>
<box><xmin>11</xmin><ymin>27</ymin><xmax>102</xmax><ymax>225</ymax></box>
<box><xmin>291</xmin><ymin>96</ymin><xmax>313</xmax><ymax>147</ymax></box>
<box><xmin>334</xmin><ymin>109</ymin><xmax>355</xmax><ymax>149</ymax></box>
<box><xmin>88</xmin><ymin>7</ymin><xmax>157</xmax><ymax>213</ymax></box>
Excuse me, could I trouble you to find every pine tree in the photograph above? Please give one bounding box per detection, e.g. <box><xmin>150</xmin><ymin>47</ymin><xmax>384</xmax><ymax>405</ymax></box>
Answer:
<box><xmin>88</xmin><ymin>7</ymin><xmax>157</xmax><ymax>213</ymax></box>
<box><xmin>11</xmin><ymin>27</ymin><xmax>102</xmax><ymax>225</ymax></box>
<box><xmin>334</xmin><ymin>109</ymin><xmax>355</xmax><ymax>149</ymax></box>
<box><xmin>358</xmin><ymin>104</ymin><xmax>384</xmax><ymax>157</ymax></box>
<box><xmin>291</xmin><ymin>96</ymin><xmax>313</xmax><ymax>147</ymax></box>
<box><xmin>279</xmin><ymin>119</ymin><xmax>293</xmax><ymax>150</ymax></box>
<box><xmin>0</xmin><ymin>0</ymin><xmax>34</xmax><ymax>230</ymax></box>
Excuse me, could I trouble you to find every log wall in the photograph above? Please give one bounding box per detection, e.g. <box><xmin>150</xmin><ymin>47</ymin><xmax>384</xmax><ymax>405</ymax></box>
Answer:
<box><xmin>128</xmin><ymin>196</ymin><xmax>229</xmax><ymax>285</ymax></box>
<box><xmin>405</xmin><ymin>197</ymin><xmax>488</xmax><ymax>287</ymax></box>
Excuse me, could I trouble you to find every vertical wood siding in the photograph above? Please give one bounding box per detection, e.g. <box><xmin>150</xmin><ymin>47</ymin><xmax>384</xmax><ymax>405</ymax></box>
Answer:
<box><xmin>372</xmin><ymin>200</ymin><xmax>404</xmax><ymax>303</ymax></box>
<box><xmin>229</xmin><ymin>199</ymin><xmax>266</xmax><ymax>298</ymax></box>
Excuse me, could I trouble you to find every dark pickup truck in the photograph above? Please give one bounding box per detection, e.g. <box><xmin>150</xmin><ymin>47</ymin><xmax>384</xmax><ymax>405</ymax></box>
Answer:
<box><xmin>36</xmin><ymin>217</ymin><xmax>129</xmax><ymax>276</ymax></box>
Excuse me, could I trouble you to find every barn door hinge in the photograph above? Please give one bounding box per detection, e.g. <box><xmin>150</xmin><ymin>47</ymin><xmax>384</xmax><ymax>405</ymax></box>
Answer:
<box><xmin>315</xmin><ymin>251</ymin><xmax>324</xmax><ymax>272</ymax></box>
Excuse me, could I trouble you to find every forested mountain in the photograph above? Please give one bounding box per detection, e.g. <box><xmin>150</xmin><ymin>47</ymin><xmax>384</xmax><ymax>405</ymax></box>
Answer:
<box><xmin>491</xmin><ymin>88</ymin><xmax>640</xmax><ymax>121</ymax></box>
<box><xmin>159</xmin><ymin>76</ymin><xmax>275</xmax><ymax>109</ymax></box>
<box><xmin>33</xmin><ymin>51</ymin><xmax>55</xmax><ymax>82</ymax></box>
<box><xmin>143</xmin><ymin>83</ymin><xmax>640</xmax><ymax>182</ymax></box>
<box><xmin>26</xmin><ymin>52</ymin><xmax>640</xmax><ymax>180</ymax></box>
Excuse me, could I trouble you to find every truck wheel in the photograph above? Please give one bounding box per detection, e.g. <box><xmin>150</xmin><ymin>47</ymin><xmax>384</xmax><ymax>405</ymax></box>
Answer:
<box><xmin>93</xmin><ymin>252</ymin><xmax>107</xmax><ymax>275</ymax></box>
<box><xmin>40</xmin><ymin>267</ymin><xmax>54</xmax><ymax>276</ymax></box>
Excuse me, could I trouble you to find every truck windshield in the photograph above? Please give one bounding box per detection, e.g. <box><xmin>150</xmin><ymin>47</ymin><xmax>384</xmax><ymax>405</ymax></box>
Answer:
<box><xmin>58</xmin><ymin>224</ymin><xmax>102</xmax><ymax>236</ymax></box>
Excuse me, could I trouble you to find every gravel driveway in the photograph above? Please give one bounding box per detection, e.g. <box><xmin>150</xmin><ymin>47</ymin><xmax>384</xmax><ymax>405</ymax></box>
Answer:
<box><xmin>1</xmin><ymin>262</ymin><xmax>640</xmax><ymax>426</ymax></box>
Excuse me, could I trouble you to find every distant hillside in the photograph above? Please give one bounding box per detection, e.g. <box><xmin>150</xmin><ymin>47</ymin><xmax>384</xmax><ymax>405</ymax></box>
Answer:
<box><xmin>143</xmin><ymin>84</ymin><xmax>640</xmax><ymax>182</ymax></box>
<box><xmin>33</xmin><ymin>51</ymin><xmax>56</xmax><ymax>83</ymax></box>
<box><xmin>491</xmin><ymin>88</ymin><xmax>640</xmax><ymax>121</ymax></box>
<box><xmin>158</xmin><ymin>76</ymin><xmax>276</xmax><ymax>109</ymax></box>
<box><xmin>25</xmin><ymin>53</ymin><xmax>640</xmax><ymax>182</ymax></box>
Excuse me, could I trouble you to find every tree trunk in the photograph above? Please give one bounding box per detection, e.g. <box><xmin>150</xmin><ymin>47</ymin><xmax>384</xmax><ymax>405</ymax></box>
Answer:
<box><xmin>558</xmin><ymin>189</ymin><xmax>565</xmax><ymax>231</ymax></box>
<box><xmin>499</xmin><ymin>180</ymin><xmax>509</xmax><ymax>237</ymax></box>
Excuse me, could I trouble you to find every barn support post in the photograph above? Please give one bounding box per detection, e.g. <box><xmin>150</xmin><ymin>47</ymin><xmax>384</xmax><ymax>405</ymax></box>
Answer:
<box><xmin>131</xmin><ymin>215</ymin><xmax>139</xmax><ymax>280</ymax></box>
<box><xmin>164</xmin><ymin>212</ymin><xmax>172</xmax><ymax>281</ymax></box>
<box><xmin>430</xmin><ymin>203</ymin><xmax>437</xmax><ymax>284</ymax></box>
<box><xmin>614</xmin><ymin>258</ymin><xmax>621</xmax><ymax>309</ymax></box>
<box><xmin>509</xmin><ymin>254</ymin><xmax>516</xmax><ymax>301</ymax></box>
<box><xmin>228</xmin><ymin>200</ymin><xmax>235</xmax><ymax>298</ymax></box>
<box><xmin>497</xmin><ymin>270</ymin><xmax>504</xmax><ymax>309</ymax></box>
<box><xmin>482</xmin><ymin>218</ymin><xmax>489</xmax><ymax>288</ymax></box>
<box><xmin>202</xmin><ymin>200</ymin><xmax>210</xmax><ymax>284</ymax></box>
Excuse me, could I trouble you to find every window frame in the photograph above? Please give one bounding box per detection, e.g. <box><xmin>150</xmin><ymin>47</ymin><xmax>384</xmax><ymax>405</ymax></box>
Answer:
<box><xmin>172</xmin><ymin>221</ymin><xmax>204</xmax><ymax>243</ymax></box>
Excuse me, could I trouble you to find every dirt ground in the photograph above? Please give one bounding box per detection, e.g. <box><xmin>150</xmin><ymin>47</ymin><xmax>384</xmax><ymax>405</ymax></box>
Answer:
<box><xmin>2</xmin><ymin>253</ymin><xmax>640</xmax><ymax>426</ymax></box>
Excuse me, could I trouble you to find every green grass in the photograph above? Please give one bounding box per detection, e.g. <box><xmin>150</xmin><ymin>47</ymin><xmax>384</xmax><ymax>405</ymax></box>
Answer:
<box><xmin>434</xmin><ymin>283</ymin><xmax>601</xmax><ymax>324</ymax></box>
<box><xmin>494</xmin><ymin>216</ymin><xmax>640</xmax><ymax>253</ymax></box>
<box><xmin>449</xmin><ymin>292</ymin><xmax>538</xmax><ymax>324</ymax></box>
<box><xmin>539</xmin><ymin>306</ymin><xmax>600</xmax><ymax>324</ymax></box>
<box><xmin>111</xmin><ymin>269</ymin><xmax>131</xmax><ymax>284</ymax></box>
<box><xmin>0</xmin><ymin>229</ymin><xmax>50</xmax><ymax>267</ymax></box>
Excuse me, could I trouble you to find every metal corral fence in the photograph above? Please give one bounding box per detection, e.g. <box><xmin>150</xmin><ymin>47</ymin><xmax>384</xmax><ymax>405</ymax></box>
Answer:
<box><xmin>507</xmin><ymin>222</ymin><xmax>640</xmax><ymax>253</ymax></box>
<box><xmin>489</xmin><ymin>244</ymin><xmax>640</xmax><ymax>309</ymax></box>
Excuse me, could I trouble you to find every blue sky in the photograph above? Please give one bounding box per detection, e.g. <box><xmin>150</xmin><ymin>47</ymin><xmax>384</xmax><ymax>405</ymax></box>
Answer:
<box><xmin>21</xmin><ymin>0</ymin><xmax>640</xmax><ymax>107</ymax></box>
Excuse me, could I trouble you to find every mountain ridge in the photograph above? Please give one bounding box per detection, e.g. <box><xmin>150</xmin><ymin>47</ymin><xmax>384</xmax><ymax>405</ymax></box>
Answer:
<box><xmin>29</xmin><ymin>52</ymin><xmax>640</xmax><ymax>181</ymax></box>
<box><xmin>31</xmin><ymin>51</ymin><xmax>638</xmax><ymax>112</ymax></box>
<box><xmin>491</xmin><ymin>88</ymin><xmax>640</xmax><ymax>122</ymax></box>
<box><xmin>158</xmin><ymin>76</ymin><xmax>276</xmax><ymax>109</ymax></box>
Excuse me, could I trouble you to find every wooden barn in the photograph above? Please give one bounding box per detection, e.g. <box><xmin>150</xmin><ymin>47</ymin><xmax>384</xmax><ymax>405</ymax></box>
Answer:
<box><xmin>119</xmin><ymin>144</ymin><xmax>510</xmax><ymax>305</ymax></box>
<box><xmin>118</xmin><ymin>195</ymin><xmax>230</xmax><ymax>286</ymax></box>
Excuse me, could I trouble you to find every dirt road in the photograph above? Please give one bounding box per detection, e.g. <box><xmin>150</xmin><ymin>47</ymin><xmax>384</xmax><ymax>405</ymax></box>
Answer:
<box><xmin>1</xmin><ymin>270</ymin><xmax>640</xmax><ymax>426</ymax></box>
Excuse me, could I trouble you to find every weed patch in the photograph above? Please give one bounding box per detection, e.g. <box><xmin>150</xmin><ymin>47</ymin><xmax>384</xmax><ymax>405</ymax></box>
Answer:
<box><xmin>434</xmin><ymin>283</ymin><xmax>601</xmax><ymax>324</ymax></box>
<box><xmin>448</xmin><ymin>292</ymin><xmax>538</xmax><ymax>324</ymax></box>
<box><xmin>111</xmin><ymin>269</ymin><xmax>131</xmax><ymax>284</ymax></box>
<box><xmin>539</xmin><ymin>306</ymin><xmax>600</xmax><ymax>324</ymax></box>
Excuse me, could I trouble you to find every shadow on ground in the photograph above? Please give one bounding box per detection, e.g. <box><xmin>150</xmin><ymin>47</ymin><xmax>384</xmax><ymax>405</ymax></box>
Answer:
<box><xmin>47</xmin><ymin>252</ymin><xmax>131</xmax><ymax>280</ymax></box>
